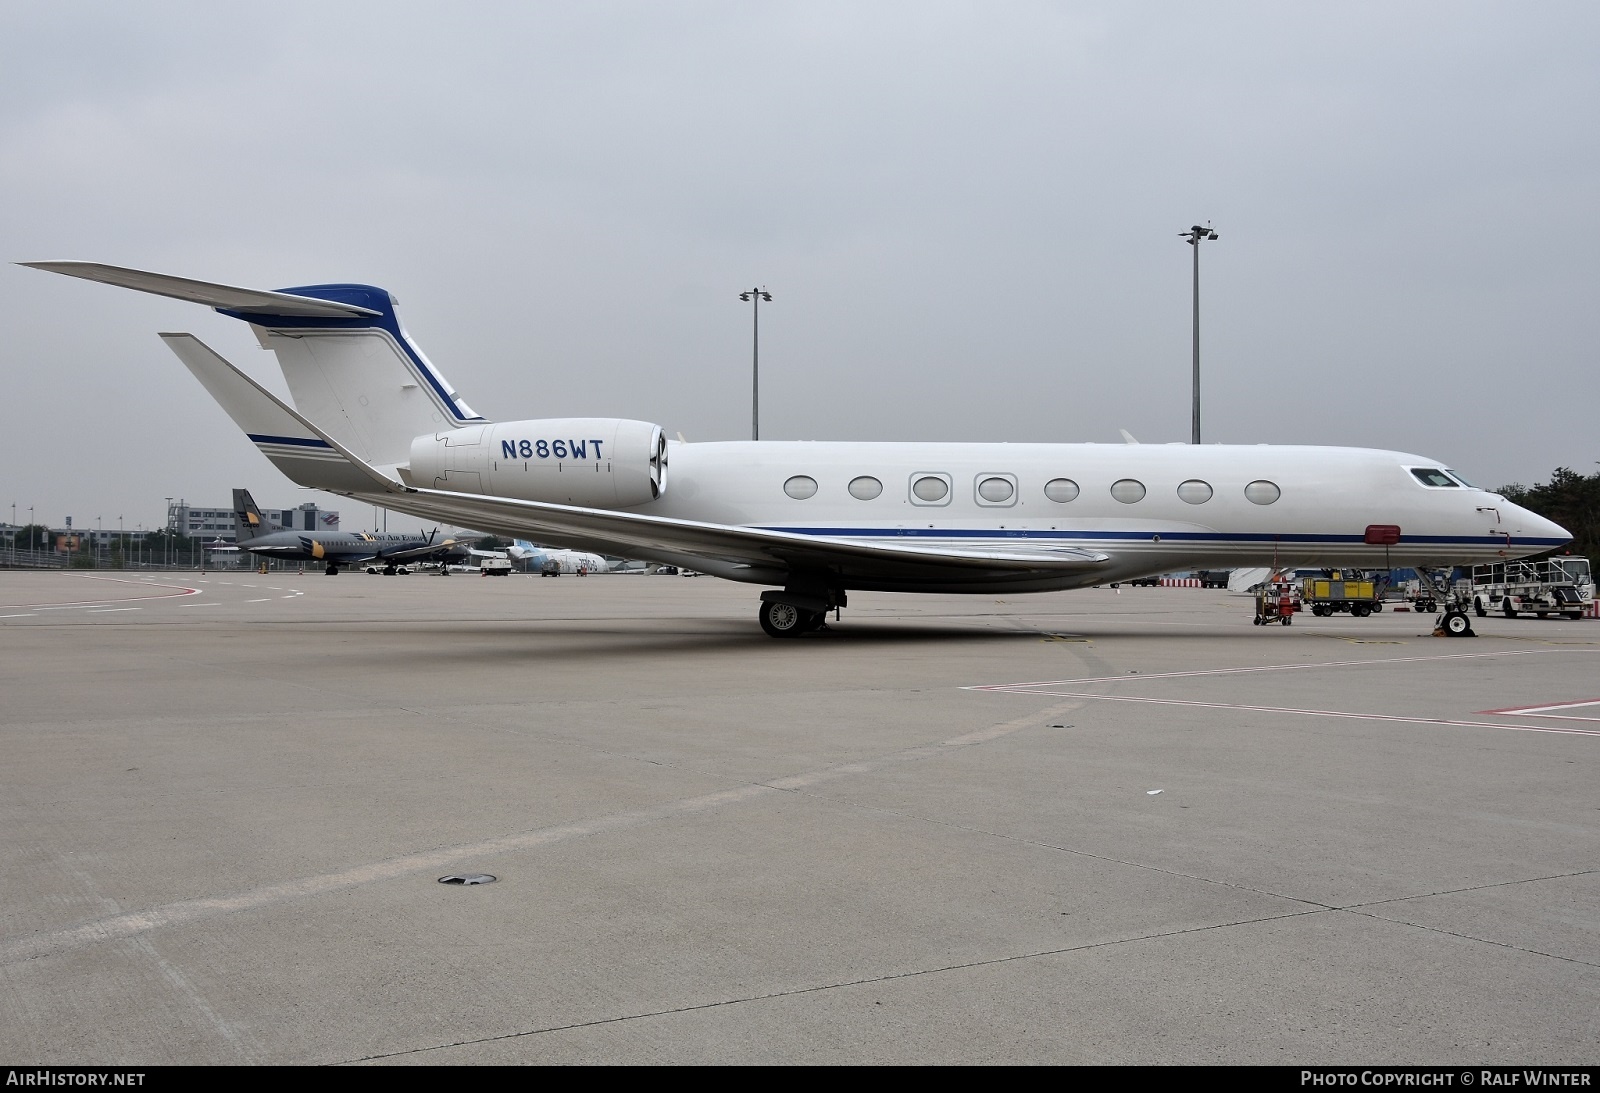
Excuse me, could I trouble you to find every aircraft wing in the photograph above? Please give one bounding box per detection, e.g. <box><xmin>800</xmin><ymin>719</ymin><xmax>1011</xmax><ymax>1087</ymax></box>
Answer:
<box><xmin>378</xmin><ymin>535</ymin><xmax>482</xmax><ymax>563</ymax></box>
<box><xmin>160</xmin><ymin>333</ymin><xmax>1109</xmax><ymax>583</ymax></box>
<box><xmin>360</xmin><ymin>489</ymin><xmax>1108</xmax><ymax>581</ymax></box>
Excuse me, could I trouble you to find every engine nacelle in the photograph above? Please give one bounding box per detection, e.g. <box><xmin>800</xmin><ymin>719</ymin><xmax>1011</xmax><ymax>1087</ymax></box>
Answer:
<box><xmin>404</xmin><ymin>418</ymin><xmax>667</xmax><ymax>508</ymax></box>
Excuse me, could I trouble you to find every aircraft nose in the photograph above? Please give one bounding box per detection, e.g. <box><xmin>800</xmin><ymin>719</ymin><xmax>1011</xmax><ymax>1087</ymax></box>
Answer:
<box><xmin>1500</xmin><ymin>500</ymin><xmax>1571</xmax><ymax>546</ymax></box>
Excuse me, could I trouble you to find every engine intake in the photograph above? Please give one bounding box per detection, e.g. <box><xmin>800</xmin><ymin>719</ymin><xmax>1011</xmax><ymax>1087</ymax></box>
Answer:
<box><xmin>405</xmin><ymin>418</ymin><xmax>667</xmax><ymax>508</ymax></box>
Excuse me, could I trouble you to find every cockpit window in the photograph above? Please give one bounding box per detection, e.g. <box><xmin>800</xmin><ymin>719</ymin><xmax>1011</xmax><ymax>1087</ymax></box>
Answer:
<box><xmin>1410</xmin><ymin>468</ymin><xmax>1458</xmax><ymax>488</ymax></box>
<box><xmin>1444</xmin><ymin>469</ymin><xmax>1476</xmax><ymax>488</ymax></box>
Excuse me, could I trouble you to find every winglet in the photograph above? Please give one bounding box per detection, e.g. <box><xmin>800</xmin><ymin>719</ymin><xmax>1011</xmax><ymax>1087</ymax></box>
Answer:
<box><xmin>159</xmin><ymin>333</ymin><xmax>408</xmax><ymax>497</ymax></box>
<box><xmin>22</xmin><ymin>262</ymin><xmax>381</xmax><ymax>318</ymax></box>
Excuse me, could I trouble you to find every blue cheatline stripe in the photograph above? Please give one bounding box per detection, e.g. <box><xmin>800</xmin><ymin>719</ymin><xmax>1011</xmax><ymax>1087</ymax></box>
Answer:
<box><xmin>219</xmin><ymin>285</ymin><xmax>485</xmax><ymax>425</ymax></box>
<box><xmin>757</xmin><ymin>526</ymin><xmax>1569</xmax><ymax>548</ymax></box>
<box><xmin>247</xmin><ymin>433</ymin><xmax>334</xmax><ymax>449</ymax></box>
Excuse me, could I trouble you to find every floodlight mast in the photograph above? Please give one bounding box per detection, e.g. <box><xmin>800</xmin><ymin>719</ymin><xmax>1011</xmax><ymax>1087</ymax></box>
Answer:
<box><xmin>739</xmin><ymin>288</ymin><xmax>772</xmax><ymax>441</ymax></box>
<box><xmin>1180</xmin><ymin>223</ymin><xmax>1218</xmax><ymax>444</ymax></box>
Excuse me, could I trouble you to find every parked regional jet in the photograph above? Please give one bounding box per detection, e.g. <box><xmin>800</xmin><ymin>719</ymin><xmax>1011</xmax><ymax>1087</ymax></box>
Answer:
<box><xmin>26</xmin><ymin>262</ymin><xmax>1571</xmax><ymax>636</ymax></box>
<box><xmin>231</xmin><ymin>487</ymin><xmax>478</xmax><ymax>574</ymax></box>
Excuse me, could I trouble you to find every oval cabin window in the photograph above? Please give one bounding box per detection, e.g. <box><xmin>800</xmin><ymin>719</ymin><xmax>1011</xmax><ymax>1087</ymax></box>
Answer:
<box><xmin>783</xmin><ymin>475</ymin><xmax>818</xmax><ymax>500</ymax></box>
<box><xmin>1044</xmin><ymin>478</ymin><xmax>1079</xmax><ymax>503</ymax></box>
<box><xmin>1244</xmin><ymin>480</ymin><xmax>1281</xmax><ymax>505</ymax></box>
<box><xmin>1177</xmin><ymin>480</ymin><xmax>1213</xmax><ymax>505</ymax></box>
<box><xmin>977</xmin><ymin>477</ymin><xmax>1014</xmax><ymax>503</ymax></box>
<box><xmin>848</xmin><ymin>476</ymin><xmax>883</xmax><ymax>501</ymax></box>
<box><xmin>1110</xmin><ymin>479</ymin><xmax>1146</xmax><ymax>504</ymax></box>
<box><xmin>912</xmin><ymin>476</ymin><xmax>948</xmax><ymax>502</ymax></box>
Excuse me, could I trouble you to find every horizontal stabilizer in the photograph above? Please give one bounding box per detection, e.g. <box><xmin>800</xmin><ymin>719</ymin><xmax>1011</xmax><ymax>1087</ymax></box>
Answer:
<box><xmin>21</xmin><ymin>262</ymin><xmax>380</xmax><ymax>318</ymax></box>
<box><xmin>159</xmin><ymin>333</ymin><xmax>406</xmax><ymax>496</ymax></box>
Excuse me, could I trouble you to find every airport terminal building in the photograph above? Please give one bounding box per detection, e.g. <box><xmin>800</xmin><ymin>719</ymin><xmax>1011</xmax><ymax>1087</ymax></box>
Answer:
<box><xmin>168</xmin><ymin>499</ymin><xmax>340</xmax><ymax>542</ymax></box>
<box><xmin>1</xmin><ymin>499</ymin><xmax>341</xmax><ymax>565</ymax></box>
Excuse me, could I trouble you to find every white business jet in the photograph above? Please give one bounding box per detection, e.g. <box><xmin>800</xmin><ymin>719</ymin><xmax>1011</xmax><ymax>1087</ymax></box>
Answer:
<box><xmin>24</xmin><ymin>262</ymin><xmax>1570</xmax><ymax>637</ymax></box>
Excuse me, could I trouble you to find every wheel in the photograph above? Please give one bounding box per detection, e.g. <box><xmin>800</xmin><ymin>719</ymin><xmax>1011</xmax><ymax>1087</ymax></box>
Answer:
<box><xmin>759</xmin><ymin>600</ymin><xmax>809</xmax><ymax>638</ymax></box>
<box><xmin>383</xmin><ymin>565</ymin><xmax>397</xmax><ymax>576</ymax></box>
<box><xmin>1503</xmin><ymin>601</ymin><xmax>1516</xmax><ymax>618</ymax></box>
<box><xmin>1281</xmin><ymin>615</ymin><xmax>1292</xmax><ymax>625</ymax></box>
<box><xmin>1443</xmin><ymin>611</ymin><xmax>1473</xmax><ymax>637</ymax></box>
<box><xmin>325</xmin><ymin>564</ymin><xmax>338</xmax><ymax>575</ymax></box>
<box><xmin>1372</xmin><ymin>602</ymin><xmax>1383</xmax><ymax>613</ymax></box>
<box><xmin>1352</xmin><ymin>604</ymin><xmax>1370</xmax><ymax>618</ymax></box>
<box><xmin>1474</xmin><ymin>599</ymin><xmax>1486</xmax><ymax>618</ymax></box>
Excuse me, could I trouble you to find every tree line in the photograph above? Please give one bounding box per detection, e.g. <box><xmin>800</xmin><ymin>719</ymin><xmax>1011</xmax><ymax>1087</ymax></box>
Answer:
<box><xmin>1496</xmin><ymin>467</ymin><xmax>1600</xmax><ymax>561</ymax></box>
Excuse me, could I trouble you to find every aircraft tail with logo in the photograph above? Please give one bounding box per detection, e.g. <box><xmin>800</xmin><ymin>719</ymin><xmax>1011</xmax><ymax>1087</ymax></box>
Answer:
<box><xmin>20</xmin><ymin>262</ymin><xmax>487</xmax><ymax>469</ymax></box>
<box><xmin>231</xmin><ymin>488</ymin><xmax>282</xmax><ymax>545</ymax></box>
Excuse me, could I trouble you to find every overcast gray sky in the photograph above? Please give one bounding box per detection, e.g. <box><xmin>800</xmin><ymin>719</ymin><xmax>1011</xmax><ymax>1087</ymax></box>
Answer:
<box><xmin>4</xmin><ymin>1</ymin><xmax>1596</xmax><ymax>534</ymax></box>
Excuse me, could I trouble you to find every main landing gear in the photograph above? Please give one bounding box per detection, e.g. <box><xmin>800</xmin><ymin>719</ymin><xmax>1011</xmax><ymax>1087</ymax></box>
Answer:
<box><xmin>758</xmin><ymin>588</ymin><xmax>845</xmax><ymax>638</ymax></box>
<box><xmin>324</xmin><ymin>563</ymin><xmax>339</xmax><ymax>576</ymax></box>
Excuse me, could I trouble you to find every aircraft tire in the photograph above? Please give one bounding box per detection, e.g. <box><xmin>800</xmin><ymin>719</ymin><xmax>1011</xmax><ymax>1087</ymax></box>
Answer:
<box><xmin>325</xmin><ymin>565</ymin><xmax>338</xmax><ymax>576</ymax></box>
<box><xmin>1443</xmin><ymin>611</ymin><xmax>1473</xmax><ymax>637</ymax></box>
<box><xmin>759</xmin><ymin>600</ymin><xmax>808</xmax><ymax>638</ymax></box>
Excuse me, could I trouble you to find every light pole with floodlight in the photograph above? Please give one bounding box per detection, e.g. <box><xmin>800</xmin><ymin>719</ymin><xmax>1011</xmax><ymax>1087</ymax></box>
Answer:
<box><xmin>739</xmin><ymin>288</ymin><xmax>772</xmax><ymax>441</ymax></box>
<box><xmin>1180</xmin><ymin>223</ymin><xmax>1218</xmax><ymax>444</ymax></box>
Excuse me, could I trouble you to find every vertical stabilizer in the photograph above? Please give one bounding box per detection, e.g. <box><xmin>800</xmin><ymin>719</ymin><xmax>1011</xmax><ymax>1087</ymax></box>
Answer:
<box><xmin>232</xmin><ymin>488</ymin><xmax>278</xmax><ymax>543</ymax></box>
<box><xmin>225</xmin><ymin>284</ymin><xmax>486</xmax><ymax>467</ymax></box>
<box><xmin>19</xmin><ymin>264</ymin><xmax>487</xmax><ymax>470</ymax></box>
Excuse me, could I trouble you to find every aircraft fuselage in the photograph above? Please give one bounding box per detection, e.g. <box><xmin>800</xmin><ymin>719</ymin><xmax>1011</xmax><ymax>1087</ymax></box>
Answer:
<box><xmin>565</xmin><ymin>440</ymin><xmax>1562</xmax><ymax>592</ymax></box>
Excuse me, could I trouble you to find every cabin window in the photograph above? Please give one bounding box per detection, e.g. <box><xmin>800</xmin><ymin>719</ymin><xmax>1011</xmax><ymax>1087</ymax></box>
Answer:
<box><xmin>848</xmin><ymin>476</ymin><xmax>883</xmax><ymax>500</ymax></box>
<box><xmin>910</xmin><ymin>474</ymin><xmax>951</xmax><ymax>505</ymax></box>
<box><xmin>1110</xmin><ymin>479</ymin><xmax>1146</xmax><ymax>504</ymax></box>
<box><xmin>1177</xmin><ymin>480</ymin><xmax>1213</xmax><ymax>505</ymax></box>
<box><xmin>1410</xmin><ymin>468</ymin><xmax>1458</xmax><ymax>488</ymax></box>
<box><xmin>976</xmin><ymin>475</ymin><xmax>1015</xmax><ymax>504</ymax></box>
<box><xmin>1044</xmin><ymin>478</ymin><xmax>1079</xmax><ymax>503</ymax></box>
<box><xmin>1245</xmin><ymin>480</ymin><xmax>1281</xmax><ymax>505</ymax></box>
<box><xmin>783</xmin><ymin>475</ymin><xmax>818</xmax><ymax>500</ymax></box>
